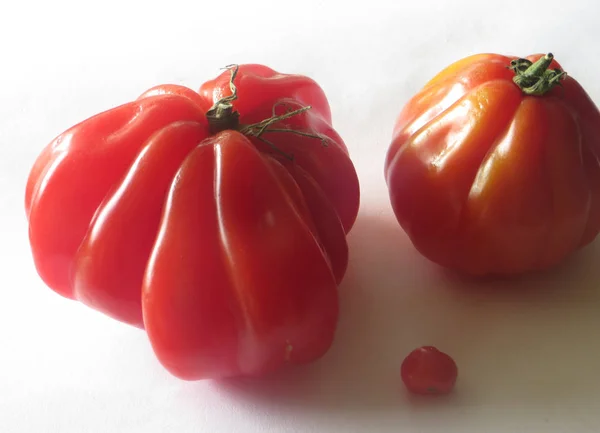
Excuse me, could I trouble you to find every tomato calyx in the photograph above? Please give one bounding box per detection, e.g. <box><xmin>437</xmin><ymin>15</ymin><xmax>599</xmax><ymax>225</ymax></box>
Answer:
<box><xmin>205</xmin><ymin>64</ymin><xmax>329</xmax><ymax>160</ymax></box>
<box><xmin>509</xmin><ymin>52</ymin><xmax>567</xmax><ymax>96</ymax></box>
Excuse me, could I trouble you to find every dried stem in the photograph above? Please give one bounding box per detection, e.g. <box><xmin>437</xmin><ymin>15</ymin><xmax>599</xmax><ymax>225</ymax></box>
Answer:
<box><xmin>205</xmin><ymin>65</ymin><xmax>330</xmax><ymax>159</ymax></box>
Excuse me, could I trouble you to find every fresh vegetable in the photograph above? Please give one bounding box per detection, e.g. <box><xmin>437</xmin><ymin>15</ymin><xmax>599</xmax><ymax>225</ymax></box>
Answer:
<box><xmin>385</xmin><ymin>53</ymin><xmax>600</xmax><ymax>275</ymax></box>
<box><xmin>400</xmin><ymin>346</ymin><xmax>458</xmax><ymax>395</ymax></box>
<box><xmin>25</xmin><ymin>65</ymin><xmax>360</xmax><ymax>380</ymax></box>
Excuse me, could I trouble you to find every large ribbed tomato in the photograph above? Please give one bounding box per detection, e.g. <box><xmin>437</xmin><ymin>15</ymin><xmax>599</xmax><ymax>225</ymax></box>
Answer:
<box><xmin>25</xmin><ymin>64</ymin><xmax>360</xmax><ymax>380</ymax></box>
<box><xmin>385</xmin><ymin>53</ymin><xmax>600</xmax><ymax>275</ymax></box>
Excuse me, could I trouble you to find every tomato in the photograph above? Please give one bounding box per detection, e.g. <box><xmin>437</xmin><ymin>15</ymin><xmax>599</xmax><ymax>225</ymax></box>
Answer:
<box><xmin>385</xmin><ymin>53</ymin><xmax>600</xmax><ymax>275</ymax></box>
<box><xmin>400</xmin><ymin>346</ymin><xmax>458</xmax><ymax>395</ymax></box>
<box><xmin>25</xmin><ymin>64</ymin><xmax>360</xmax><ymax>380</ymax></box>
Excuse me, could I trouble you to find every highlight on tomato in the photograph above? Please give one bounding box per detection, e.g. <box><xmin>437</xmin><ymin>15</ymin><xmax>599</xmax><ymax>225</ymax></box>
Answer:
<box><xmin>385</xmin><ymin>53</ymin><xmax>600</xmax><ymax>276</ymax></box>
<box><xmin>25</xmin><ymin>64</ymin><xmax>360</xmax><ymax>380</ymax></box>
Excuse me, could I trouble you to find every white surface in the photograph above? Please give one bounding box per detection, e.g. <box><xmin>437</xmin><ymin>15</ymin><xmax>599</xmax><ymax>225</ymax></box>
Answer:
<box><xmin>2</xmin><ymin>0</ymin><xmax>600</xmax><ymax>431</ymax></box>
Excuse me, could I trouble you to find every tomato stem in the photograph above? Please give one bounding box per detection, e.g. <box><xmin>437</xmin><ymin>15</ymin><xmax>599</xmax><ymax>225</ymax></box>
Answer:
<box><xmin>509</xmin><ymin>53</ymin><xmax>567</xmax><ymax>96</ymax></box>
<box><xmin>241</xmin><ymin>105</ymin><xmax>330</xmax><ymax>160</ymax></box>
<box><xmin>206</xmin><ymin>65</ymin><xmax>329</xmax><ymax>161</ymax></box>
<box><xmin>206</xmin><ymin>64</ymin><xmax>241</xmax><ymax>133</ymax></box>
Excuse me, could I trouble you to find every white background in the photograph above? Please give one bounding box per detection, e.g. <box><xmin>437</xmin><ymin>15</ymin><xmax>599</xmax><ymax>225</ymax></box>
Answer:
<box><xmin>2</xmin><ymin>0</ymin><xmax>600</xmax><ymax>432</ymax></box>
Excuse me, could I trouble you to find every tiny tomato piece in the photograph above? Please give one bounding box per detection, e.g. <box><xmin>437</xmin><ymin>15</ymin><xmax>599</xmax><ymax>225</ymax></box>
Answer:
<box><xmin>400</xmin><ymin>346</ymin><xmax>458</xmax><ymax>395</ymax></box>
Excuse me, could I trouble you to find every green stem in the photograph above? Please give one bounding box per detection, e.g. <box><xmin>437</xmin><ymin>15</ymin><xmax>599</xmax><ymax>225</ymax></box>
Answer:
<box><xmin>523</xmin><ymin>53</ymin><xmax>555</xmax><ymax>76</ymax></box>
<box><xmin>510</xmin><ymin>53</ymin><xmax>567</xmax><ymax>96</ymax></box>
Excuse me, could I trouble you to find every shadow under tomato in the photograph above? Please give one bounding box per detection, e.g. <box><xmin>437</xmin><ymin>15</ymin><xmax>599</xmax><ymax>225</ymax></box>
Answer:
<box><xmin>215</xmin><ymin>210</ymin><xmax>600</xmax><ymax>418</ymax></box>
<box><xmin>215</xmin><ymin>209</ymin><xmax>459</xmax><ymax>415</ymax></box>
<box><xmin>438</xmin><ymin>239</ymin><xmax>599</xmax><ymax>295</ymax></box>
<box><xmin>428</xmin><ymin>239</ymin><xmax>600</xmax><ymax>409</ymax></box>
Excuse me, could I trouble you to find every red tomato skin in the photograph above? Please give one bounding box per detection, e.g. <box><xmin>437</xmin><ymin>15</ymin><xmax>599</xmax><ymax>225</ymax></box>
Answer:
<box><xmin>199</xmin><ymin>64</ymin><xmax>333</xmax><ymax>127</ymax></box>
<box><xmin>284</xmin><ymin>163</ymin><xmax>348</xmax><ymax>284</ymax></box>
<box><xmin>25</xmin><ymin>95</ymin><xmax>207</xmax><ymax>302</ymax></box>
<box><xmin>142</xmin><ymin>131</ymin><xmax>339</xmax><ymax>380</ymax></box>
<box><xmin>400</xmin><ymin>346</ymin><xmax>458</xmax><ymax>395</ymax></box>
<box><xmin>385</xmin><ymin>53</ymin><xmax>600</xmax><ymax>275</ymax></box>
<box><xmin>137</xmin><ymin>83</ymin><xmax>207</xmax><ymax>107</ymax></box>
<box><xmin>73</xmin><ymin>121</ymin><xmax>210</xmax><ymax>327</ymax></box>
<box><xmin>199</xmin><ymin>64</ymin><xmax>360</xmax><ymax>234</ymax></box>
<box><xmin>25</xmin><ymin>65</ymin><xmax>357</xmax><ymax>378</ymax></box>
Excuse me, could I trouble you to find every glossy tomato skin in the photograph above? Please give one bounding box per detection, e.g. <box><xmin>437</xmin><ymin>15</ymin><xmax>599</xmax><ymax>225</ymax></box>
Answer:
<box><xmin>385</xmin><ymin>53</ymin><xmax>600</xmax><ymax>275</ymax></box>
<box><xmin>26</xmin><ymin>65</ymin><xmax>358</xmax><ymax>379</ymax></box>
<box><xmin>199</xmin><ymin>64</ymin><xmax>359</xmax><ymax>234</ymax></box>
<box><xmin>143</xmin><ymin>131</ymin><xmax>339</xmax><ymax>380</ymax></box>
<box><xmin>25</xmin><ymin>94</ymin><xmax>208</xmax><ymax>315</ymax></box>
<box><xmin>400</xmin><ymin>346</ymin><xmax>458</xmax><ymax>395</ymax></box>
<box><xmin>73</xmin><ymin>121</ymin><xmax>211</xmax><ymax>327</ymax></box>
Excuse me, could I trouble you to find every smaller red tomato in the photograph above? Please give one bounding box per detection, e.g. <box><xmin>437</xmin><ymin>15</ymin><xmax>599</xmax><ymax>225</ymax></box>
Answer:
<box><xmin>400</xmin><ymin>346</ymin><xmax>458</xmax><ymax>395</ymax></box>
